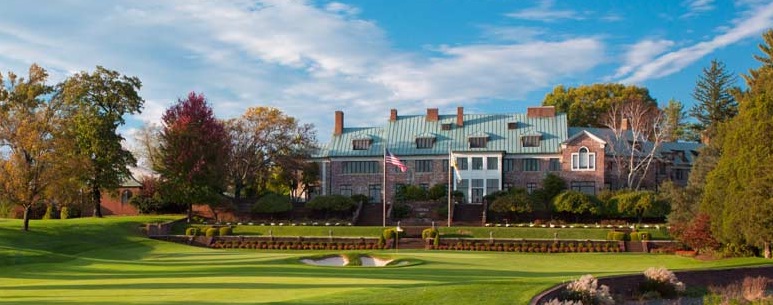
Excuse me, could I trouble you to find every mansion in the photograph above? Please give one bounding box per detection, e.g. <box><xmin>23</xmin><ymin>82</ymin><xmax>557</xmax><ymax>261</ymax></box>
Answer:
<box><xmin>313</xmin><ymin>106</ymin><xmax>700</xmax><ymax>205</ymax></box>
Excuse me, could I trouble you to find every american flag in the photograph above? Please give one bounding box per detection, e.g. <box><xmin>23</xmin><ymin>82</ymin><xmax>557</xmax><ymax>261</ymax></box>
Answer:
<box><xmin>385</xmin><ymin>149</ymin><xmax>407</xmax><ymax>172</ymax></box>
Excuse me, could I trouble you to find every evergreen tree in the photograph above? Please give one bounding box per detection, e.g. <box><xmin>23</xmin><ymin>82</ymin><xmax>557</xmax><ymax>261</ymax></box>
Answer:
<box><xmin>662</xmin><ymin>99</ymin><xmax>691</xmax><ymax>142</ymax></box>
<box><xmin>689</xmin><ymin>59</ymin><xmax>738</xmax><ymax>142</ymax></box>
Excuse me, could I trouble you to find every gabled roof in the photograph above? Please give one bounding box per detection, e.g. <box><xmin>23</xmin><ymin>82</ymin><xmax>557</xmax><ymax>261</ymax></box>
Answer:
<box><xmin>317</xmin><ymin>112</ymin><xmax>568</xmax><ymax>157</ymax></box>
<box><xmin>563</xmin><ymin>129</ymin><xmax>607</xmax><ymax>145</ymax></box>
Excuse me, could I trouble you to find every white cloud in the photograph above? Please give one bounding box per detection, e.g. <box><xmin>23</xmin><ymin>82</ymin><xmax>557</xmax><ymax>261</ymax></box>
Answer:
<box><xmin>506</xmin><ymin>0</ymin><xmax>583</xmax><ymax>22</ymax></box>
<box><xmin>613</xmin><ymin>39</ymin><xmax>675</xmax><ymax>79</ymax></box>
<box><xmin>682</xmin><ymin>0</ymin><xmax>715</xmax><ymax>18</ymax></box>
<box><xmin>480</xmin><ymin>26</ymin><xmax>546</xmax><ymax>42</ymax></box>
<box><xmin>618</xmin><ymin>1</ymin><xmax>773</xmax><ymax>84</ymax></box>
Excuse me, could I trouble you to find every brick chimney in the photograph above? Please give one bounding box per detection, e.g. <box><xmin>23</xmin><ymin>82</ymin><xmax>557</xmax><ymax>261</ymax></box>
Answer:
<box><xmin>334</xmin><ymin>111</ymin><xmax>344</xmax><ymax>136</ymax></box>
<box><xmin>426</xmin><ymin>108</ymin><xmax>439</xmax><ymax>122</ymax></box>
<box><xmin>621</xmin><ymin>118</ymin><xmax>630</xmax><ymax>131</ymax></box>
<box><xmin>457</xmin><ymin>106</ymin><xmax>464</xmax><ymax>127</ymax></box>
<box><xmin>390</xmin><ymin>109</ymin><xmax>398</xmax><ymax>122</ymax></box>
<box><xmin>527</xmin><ymin>106</ymin><xmax>556</xmax><ymax>118</ymax></box>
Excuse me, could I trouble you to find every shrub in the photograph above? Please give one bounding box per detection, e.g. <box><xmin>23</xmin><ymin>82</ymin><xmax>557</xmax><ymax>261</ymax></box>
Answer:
<box><xmin>541</xmin><ymin>298</ymin><xmax>583</xmax><ymax>305</ymax></box>
<box><xmin>630</xmin><ymin>232</ymin><xmax>641</xmax><ymax>241</ymax></box>
<box><xmin>307</xmin><ymin>195</ymin><xmax>356</xmax><ymax>214</ymax></box>
<box><xmin>640</xmin><ymin>267</ymin><xmax>685</xmax><ymax>299</ymax></box>
<box><xmin>427</xmin><ymin>184</ymin><xmax>447</xmax><ymax>200</ymax></box>
<box><xmin>606</xmin><ymin>231</ymin><xmax>627</xmax><ymax>241</ymax></box>
<box><xmin>60</xmin><ymin>206</ymin><xmax>71</xmax><ymax>219</ymax></box>
<box><xmin>422</xmin><ymin>228</ymin><xmax>439</xmax><ymax>239</ymax></box>
<box><xmin>562</xmin><ymin>274</ymin><xmax>615</xmax><ymax>305</ymax></box>
<box><xmin>42</xmin><ymin>205</ymin><xmax>55</xmax><ymax>220</ymax></box>
<box><xmin>402</xmin><ymin>185</ymin><xmax>428</xmax><ymax>201</ymax></box>
<box><xmin>253</xmin><ymin>193</ymin><xmax>292</xmax><ymax>215</ymax></box>
<box><xmin>391</xmin><ymin>203</ymin><xmax>412</xmax><ymax>219</ymax></box>
<box><xmin>219</xmin><ymin>227</ymin><xmax>232</xmax><ymax>236</ymax></box>
<box><xmin>185</xmin><ymin>227</ymin><xmax>199</xmax><ymax>236</ymax></box>
<box><xmin>205</xmin><ymin>228</ymin><xmax>219</xmax><ymax>237</ymax></box>
<box><xmin>705</xmin><ymin>276</ymin><xmax>770</xmax><ymax>304</ymax></box>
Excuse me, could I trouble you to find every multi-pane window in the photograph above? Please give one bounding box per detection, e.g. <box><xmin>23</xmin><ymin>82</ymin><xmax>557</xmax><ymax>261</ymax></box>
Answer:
<box><xmin>342</xmin><ymin>161</ymin><xmax>380</xmax><ymax>174</ymax></box>
<box><xmin>486</xmin><ymin>179</ymin><xmax>499</xmax><ymax>195</ymax></box>
<box><xmin>571</xmin><ymin>181</ymin><xmax>596</xmax><ymax>195</ymax></box>
<box><xmin>471</xmin><ymin>179</ymin><xmax>484</xmax><ymax>203</ymax></box>
<box><xmin>549</xmin><ymin>158</ymin><xmax>561</xmax><ymax>171</ymax></box>
<box><xmin>415</xmin><ymin>160</ymin><xmax>433</xmax><ymax>172</ymax></box>
<box><xmin>340</xmin><ymin>184</ymin><xmax>353</xmax><ymax>196</ymax></box>
<box><xmin>526</xmin><ymin>183</ymin><xmax>537</xmax><ymax>194</ymax></box>
<box><xmin>457</xmin><ymin>157</ymin><xmax>468</xmax><ymax>170</ymax></box>
<box><xmin>523</xmin><ymin>159</ymin><xmax>540</xmax><ymax>172</ymax></box>
<box><xmin>442</xmin><ymin>159</ymin><xmax>449</xmax><ymax>172</ymax></box>
<box><xmin>352</xmin><ymin>139</ymin><xmax>371</xmax><ymax>150</ymax></box>
<box><xmin>120</xmin><ymin>190</ymin><xmax>133</xmax><ymax>205</ymax></box>
<box><xmin>469</xmin><ymin>137</ymin><xmax>487</xmax><ymax>148</ymax></box>
<box><xmin>457</xmin><ymin>179</ymin><xmax>469</xmax><ymax>203</ymax></box>
<box><xmin>571</xmin><ymin>147</ymin><xmax>596</xmax><ymax>170</ymax></box>
<box><xmin>487</xmin><ymin>157</ymin><xmax>498</xmax><ymax>170</ymax></box>
<box><xmin>522</xmin><ymin>135</ymin><xmax>541</xmax><ymax>147</ymax></box>
<box><xmin>503</xmin><ymin>159</ymin><xmax>515</xmax><ymax>172</ymax></box>
<box><xmin>472</xmin><ymin>157</ymin><xmax>483</xmax><ymax>170</ymax></box>
<box><xmin>368</xmin><ymin>185</ymin><xmax>381</xmax><ymax>203</ymax></box>
<box><xmin>416</xmin><ymin>137</ymin><xmax>435</xmax><ymax>149</ymax></box>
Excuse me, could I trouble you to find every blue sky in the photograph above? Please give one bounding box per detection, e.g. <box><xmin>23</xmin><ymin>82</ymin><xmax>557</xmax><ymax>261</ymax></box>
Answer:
<box><xmin>1</xmin><ymin>0</ymin><xmax>772</xmax><ymax>146</ymax></box>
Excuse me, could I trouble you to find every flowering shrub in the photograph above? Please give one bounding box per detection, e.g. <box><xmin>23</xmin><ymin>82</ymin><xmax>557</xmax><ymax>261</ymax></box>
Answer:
<box><xmin>562</xmin><ymin>274</ymin><xmax>615</xmax><ymax>305</ymax></box>
<box><xmin>541</xmin><ymin>298</ymin><xmax>583</xmax><ymax>305</ymax></box>
<box><xmin>640</xmin><ymin>267</ymin><xmax>685</xmax><ymax>299</ymax></box>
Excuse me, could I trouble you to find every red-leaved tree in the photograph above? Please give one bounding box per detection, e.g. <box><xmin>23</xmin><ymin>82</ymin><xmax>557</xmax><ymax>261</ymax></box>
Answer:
<box><xmin>672</xmin><ymin>213</ymin><xmax>719</xmax><ymax>254</ymax></box>
<box><xmin>155</xmin><ymin>92</ymin><xmax>230</xmax><ymax>222</ymax></box>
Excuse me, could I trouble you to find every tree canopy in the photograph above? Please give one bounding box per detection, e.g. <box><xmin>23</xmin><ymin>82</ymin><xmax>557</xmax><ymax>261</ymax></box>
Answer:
<box><xmin>690</xmin><ymin>59</ymin><xmax>739</xmax><ymax>142</ymax></box>
<box><xmin>542</xmin><ymin>83</ymin><xmax>658</xmax><ymax>127</ymax></box>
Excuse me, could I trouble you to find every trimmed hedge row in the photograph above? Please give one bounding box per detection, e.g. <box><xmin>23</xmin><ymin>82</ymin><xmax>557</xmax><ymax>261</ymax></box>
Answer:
<box><xmin>606</xmin><ymin>231</ymin><xmax>651</xmax><ymax>241</ymax></box>
<box><xmin>212</xmin><ymin>240</ymin><xmax>385</xmax><ymax>250</ymax></box>
<box><xmin>430</xmin><ymin>241</ymin><xmax>623</xmax><ymax>253</ymax></box>
<box><xmin>186</xmin><ymin>226</ymin><xmax>233</xmax><ymax>237</ymax></box>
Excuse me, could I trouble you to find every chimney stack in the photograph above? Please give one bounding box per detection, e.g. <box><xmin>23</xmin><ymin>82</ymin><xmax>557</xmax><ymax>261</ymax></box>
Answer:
<box><xmin>334</xmin><ymin>111</ymin><xmax>344</xmax><ymax>136</ymax></box>
<box><xmin>621</xmin><ymin>118</ymin><xmax>630</xmax><ymax>131</ymax></box>
<box><xmin>390</xmin><ymin>109</ymin><xmax>398</xmax><ymax>122</ymax></box>
<box><xmin>426</xmin><ymin>108</ymin><xmax>439</xmax><ymax>122</ymax></box>
<box><xmin>527</xmin><ymin>106</ymin><xmax>556</xmax><ymax>118</ymax></box>
<box><xmin>457</xmin><ymin>107</ymin><xmax>464</xmax><ymax>127</ymax></box>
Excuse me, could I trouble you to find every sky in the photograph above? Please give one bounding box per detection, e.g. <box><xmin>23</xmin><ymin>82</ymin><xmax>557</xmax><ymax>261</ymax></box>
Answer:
<box><xmin>1</xmin><ymin>0</ymin><xmax>773</xmax><ymax>145</ymax></box>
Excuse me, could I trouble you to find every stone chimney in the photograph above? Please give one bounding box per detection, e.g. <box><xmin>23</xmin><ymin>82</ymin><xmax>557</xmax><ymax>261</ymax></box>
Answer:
<box><xmin>426</xmin><ymin>108</ymin><xmax>439</xmax><ymax>122</ymax></box>
<box><xmin>527</xmin><ymin>106</ymin><xmax>556</xmax><ymax>118</ymax></box>
<box><xmin>334</xmin><ymin>111</ymin><xmax>344</xmax><ymax>136</ymax></box>
<box><xmin>390</xmin><ymin>109</ymin><xmax>398</xmax><ymax>122</ymax></box>
<box><xmin>621</xmin><ymin>118</ymin><xmax>630</xmax><ymax>131</ymax></box>
<box><xmin>457</xmin><ymin>106</ymin><xmax>464</xmax><ymax>127</ymax></box>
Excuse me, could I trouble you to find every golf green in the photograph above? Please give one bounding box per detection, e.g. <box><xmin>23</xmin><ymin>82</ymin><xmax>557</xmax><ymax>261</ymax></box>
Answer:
<box><xmin>0</xmin><ymin>217</ymin><xmax>769</xmax><ymax>304</ymax></box>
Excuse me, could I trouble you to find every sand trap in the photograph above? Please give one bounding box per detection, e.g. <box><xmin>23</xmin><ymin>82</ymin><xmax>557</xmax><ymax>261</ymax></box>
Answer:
<box><xmin>301</xmin><ymin>255</ymin><xmax>396</xmax><ymax>267</ymax></box>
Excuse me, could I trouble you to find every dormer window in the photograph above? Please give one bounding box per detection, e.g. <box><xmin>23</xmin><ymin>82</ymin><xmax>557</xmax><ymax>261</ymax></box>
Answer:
<box><xmin>522</xmin><ymin>135</ymin><xmax>541</xmax><ymax>147</ymax></box>
<box><xmin>469</xmin><ymin>137</ymin><xmax>487</xmax><ymax>148</ymax></box>
<box><xmin>507</xmin><ymin>122</ymin><xmax>518</xmax><ymax>130</ymax></box>
<box><xmin>352</xmin><ymin>139</ymin><xmax>371</xmax><ymax>150</ymax></box>
<box><xmin>416</xmin><ymin>137</ymin><xmax>435</xmax><ymax>149</ymax></box>
<box><xmin>441</xmin><ymin>123</ymin><xmax>452</xmax><ymax>131</ymax></box>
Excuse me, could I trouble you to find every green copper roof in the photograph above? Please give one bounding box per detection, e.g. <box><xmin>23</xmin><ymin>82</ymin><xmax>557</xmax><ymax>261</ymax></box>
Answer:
<box><xmin>318</xmin><ymin>112</ymin><xmax>568</xmax><ymax>157</ymax></box>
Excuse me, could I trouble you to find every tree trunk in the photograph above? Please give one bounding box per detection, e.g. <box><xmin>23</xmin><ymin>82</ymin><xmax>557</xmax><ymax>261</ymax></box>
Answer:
<box><xmin>764</xmin><ymin>241</ymin><xmax>771</xmax><ymax>259</ymax></box>
<box><xmin>23</xmin><ymin>205</ymin><xmax>30</xmax><ymax>231</ymax></box>
<box><xmin>187</xmin><ymin>203</ymin><xmax>192</xmax><ymax>223</ymax></box>
<box><xmin>92</xmin><ymin>184</ymin><xmax>103</xmax><ymax>218</ymax></box>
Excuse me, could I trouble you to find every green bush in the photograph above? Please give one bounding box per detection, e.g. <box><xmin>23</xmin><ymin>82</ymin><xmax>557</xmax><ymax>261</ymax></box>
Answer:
<box><xmin>205</xmin><ymin>228</ymin><xmax>218</xmax><ymax>237</ymax></box>
<box><xmin>403</xmin><ymin>185</ymin><xmax>428</xmax><ymax>201</ymax></box>
<box><xmin>252</xmin><ymin>193</ymin><xmax>292</xmax><ymax>214</ymax></box>
<box><xmin>219</xmin><ymin>227</ymin><xmax>232</xmax><ymax>236</ymax></box>
<box><xmin>42</xmin><ymin>205</ymin><xmax>54</xmax><ymax>220</ymax></box>
<box><xmin>307</xmin><ymin>195</ymin><xmax>356</xmax><ymax>212</ymax></box>
<box><xmin>383</xmin><ymin>228</ymin><xmax>405</xmax><ymax>240</ymax></box>
<box><xmin>630</xmin><ymin>232</ymin><xmax>641</xmax><ymax>241</ymax></box>
<box><xmin>427</xmin><ymin>184</ymin><xmax>447</xmax><ymax>200</ymax></box>
<box><xmin>60</xmin><ymin>206</ymin><xmax>70</xmax><ymax>220</ymax></box>
<box><xmin>186</xmin><ymin>227</ymin><xmax>199</xmax><ymax>236</ymax></box>
<box><xmin>422</xmin><ymin>228</ymin><xmax>439</xmax><ymax>239</ymax></box>
<box><xmin>606</xmin><ymin>231</ymin><xmax>627</xmax><ymax>241</ymax></box>
<box><xmin>391</xmin><ymin>203</ymin><xmax>412</xmax><ymax>219</ymax></box>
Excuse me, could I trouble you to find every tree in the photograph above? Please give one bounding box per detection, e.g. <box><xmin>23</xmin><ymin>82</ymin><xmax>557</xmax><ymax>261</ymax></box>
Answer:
<box><xmin>689</xmin><ymin>59</ymin><xmax>739</xmax><ymax>142</ymax></box>
<box><xmin>252</xmin><ymin>192</ymin><xmax>292</xmax><ymax>219</ymax></box>
<box><xmin>58</xmin><ymin>66</ymin><xmax>144</xmax><ymax>217</ymax></box>
<box><xmin>0</xmin><ymin>65</ymin><xmax>61</xmax><ymax>231</ymax></box>
<box><xmin>673</xmin><ymin>213</ymin><xmax>718</xmax><ymax>254</ymax></box>
<box><xmin>489</xmin><ymin>188</ymin><xmax>533</xmax><ymax>221</ymax></box>
<box><xmin>306</xmin><ymin>195</ymin><xmax>355</xmax><ymax>219</ymax></box>
<box><xmin>225</xmin><ymin>107</ymin><xmax>316</xmax><ymax>199</ymax></box>
<box><xmin>662</xmin><ymin>99</ymin><xmax>691</xmax><ymax>142</ymax></box>
<box><xmin>552</xmin><ymin>191</ymin><xmax>600</xmax><ymax>222</ymax></box>
<box><xmin>155</xmin><ymin>92</ymin><xmax>230</xmax><ymax>222</ymax></box>
<box><xmin>604</xmin><ymin>99</ymin><xmax>670</xmax><ymax>190</ymax></box>
<box><xmin>702</xmin><ymin>30</ymin><xmax>773</xmax><ymax>258</ymax></box>
<box><xmin>612</xmin><ymin>190</ymin><xmax>669</xmax><ymax>224</ymax></box>
<box><xmin>530</xmin><ymin>173</ymin><xmax>566</xmax><ymax>214</ymax></box>
<box><xmin>542</xmin><ymin>83</ymin><xmax>658</xmax><ymax>127</ymax></box>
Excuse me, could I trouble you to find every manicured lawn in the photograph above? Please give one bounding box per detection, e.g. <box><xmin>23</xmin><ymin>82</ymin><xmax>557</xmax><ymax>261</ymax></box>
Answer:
<box><xmin>181</xmin><ymin>223</ymin><xmax>670</xmax><ymax>240</ymax></box>
<box><xmin>0</xmin><ymin>216</ymin><xmax>769</xmax><ymax>304</ymax></box>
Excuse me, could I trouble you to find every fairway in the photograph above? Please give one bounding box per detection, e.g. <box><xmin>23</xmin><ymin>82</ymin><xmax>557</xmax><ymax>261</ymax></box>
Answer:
<box><xmin>0</xmin><ymin>217</ymin><xmax>770</xmax><ymax>304</ymax></box>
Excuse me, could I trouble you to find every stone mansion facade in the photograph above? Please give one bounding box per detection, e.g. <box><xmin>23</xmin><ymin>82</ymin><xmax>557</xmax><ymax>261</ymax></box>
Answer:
<box><xmin>312</xmin><ymin>106</ymin><xmax>699</xmax><ymax>205</ymax></box>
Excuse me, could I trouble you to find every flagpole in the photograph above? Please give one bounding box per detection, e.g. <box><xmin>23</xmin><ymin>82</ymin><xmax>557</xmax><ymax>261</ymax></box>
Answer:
<box><xmin>382</xmin><ymin>140</ymin><xmax>387</xmax><ymax>227</ymax></box>
<box><xmin>447</xmin><ymin>143</ymin><xmax>452</xmax><ymax>227</ymax></box>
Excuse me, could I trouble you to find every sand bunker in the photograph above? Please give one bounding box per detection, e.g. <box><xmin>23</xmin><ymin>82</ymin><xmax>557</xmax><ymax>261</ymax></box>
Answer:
<box><xmin>301</xmin><ymin>255</ymin><xmax>395</xmax><ymax>267</ymax></box>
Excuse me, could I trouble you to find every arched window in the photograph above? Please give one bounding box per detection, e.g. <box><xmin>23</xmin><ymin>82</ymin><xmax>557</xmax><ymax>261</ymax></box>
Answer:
<box><xmin>121</xmin><ymin>190</ymin><xmax>133</xmax><ymax>205</ymax></box>
<box><xmin>571</xmin><ymin>147</ymin><xmax>595</xmax><ymax>171</ymax></box>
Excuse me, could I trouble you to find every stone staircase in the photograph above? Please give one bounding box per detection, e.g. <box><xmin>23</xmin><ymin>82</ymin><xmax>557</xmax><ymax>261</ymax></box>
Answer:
<box><xmin>356</xmin><ymin>203</ymin><xmax>387</xmax><ymax>226</ymax></box>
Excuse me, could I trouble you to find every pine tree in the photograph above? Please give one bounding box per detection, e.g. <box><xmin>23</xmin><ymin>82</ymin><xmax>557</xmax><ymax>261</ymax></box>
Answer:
<box><xmin>662</xmin><ymin>99</ymin><xmax>689</xmax><ymax>142</ymax></box>
<box><xmin>689</xmin><ymin>59</ymin><xmax>738</xmax><ymax>142</ymax></box>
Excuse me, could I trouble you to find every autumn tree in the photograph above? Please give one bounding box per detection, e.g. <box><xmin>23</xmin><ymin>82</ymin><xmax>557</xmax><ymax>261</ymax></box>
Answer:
<box><xmin>702</xmin><ymin>30</ymin><xmax>773</xmax><ymax>258</ymax></box>
<box><xmin>542</xmin><ymin>83</ymin><xmax>658</xmax><ymax>127</ymax></box>
<box><xmin>603</xmin><ymin>99</ymin><xmax>670</xmax><ymax>190</ymax></box>
<box><xmin>225</xmin><ymin>107</ymin><xmax>317</xmax><ymax>199</ymax></box>
<box><xmin>156</xmin><ymin>92</ymin><xmax>230</xmax><ymax>222</ymax></box>
<box><xmin>0</xmin><ymin>65</ymin><xmax>61</xmax><ymax>231</ymax></box>
<box><xmin>58</xmin><ymin>66</ymin><xmax>144</xmax><ymax>217</ymax></box>
<box><xmin>689</xmin><ymin>59</ymin><xmax>739</xmax><ymax>143</ymax></box>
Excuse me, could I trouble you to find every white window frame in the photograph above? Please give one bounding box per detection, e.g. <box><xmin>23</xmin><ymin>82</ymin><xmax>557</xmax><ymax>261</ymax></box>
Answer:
<box><xmin>571</xmin><ymin>146</ymin><xmax>596</xmax><ymax>171</ymax></box>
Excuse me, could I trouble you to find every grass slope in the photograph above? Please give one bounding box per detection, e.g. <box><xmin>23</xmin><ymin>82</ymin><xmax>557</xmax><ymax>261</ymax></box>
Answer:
<box><xmin>0</xmin><ymin>216</ymin><xmax>769</xmax><ymax>304</ymax></box>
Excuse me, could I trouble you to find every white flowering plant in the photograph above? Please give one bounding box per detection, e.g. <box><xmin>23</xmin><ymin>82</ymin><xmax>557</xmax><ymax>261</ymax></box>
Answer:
<box><xmin>561</xmin><ymin>274</ymin><xmax>615</xmax><ymax>305</ymax></box>
<box><xmin>640</xmin><ymin>267</ymin><xmax>686</xmax><ymax>299</ymax></box>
